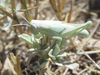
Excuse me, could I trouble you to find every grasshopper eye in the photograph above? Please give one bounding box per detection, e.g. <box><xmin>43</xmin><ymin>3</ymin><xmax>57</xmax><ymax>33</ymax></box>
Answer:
<box><xmin>30</xmin><ymin>24</ymin><xmax>37</xmax><ymax>29</ymax></box>
<box><xmin>30</xmin><ymin>24</ymin><xmax>39</xmax><ymax>35</ymax></box>
<box><xmin>30</xmin><ymin>20</ymin><xmax>39</xmax><ymax>29</ymax></box>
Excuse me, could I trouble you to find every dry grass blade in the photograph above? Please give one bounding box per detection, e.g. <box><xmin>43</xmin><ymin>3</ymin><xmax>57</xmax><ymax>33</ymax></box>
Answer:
<box><xmin>67</xmin><ymin>0</ymin><xmax>74</xmax><ymax>23</ymax></box>
<box><xmin>10</xmin><ymin>53</ymin><xmax>23</xmax><ymax>75</ymax></box>
<box><xmin>58</xmin><ymin>0</ymin><xmax>62</xmax><ymax>17</ymax></box>
<box><xmin>64</xmin><ymin>0</ymin><xmax>74</xmax><ymax>23</ymax></box>
<box><xmin>78</xmin><ymin>67</ymin><xmax>88</xmax><ymax>75</ymax></box>
<box><xmin>64</xmin><ymin>13</ymin><xmax>69</xmax><ymax>23</ymax></box>
<box><xmin>49</xmin><ymin>0</ymin><xmax>57</xmax><ymax>14</ymax></box>
<box><xmin>16</xmin><ymin>6</ymin><xmax>40</xmax><ymax>12</ymax></box>
<box><xmin>49</xmin><ymin>0</ymin><xmax>63</xmax><ymax>20</ymax></box>
<box><xmin>58</xmin><ymin>0</ymin><xmax>61</xmax><ymax>12</ymax></box>
<box><xmin>1</xmin><ymin>57</ymin><xmax>17</xmax><ymax>75</ymax></box>
<box><xmin>0</xmin><ymin>5</ymin><xmax>39</xmax><ymax>21</ymax></box>
<box><xmin>0</xmin><ymin>14</ymin><xmax>6</xmax><ymax>20</ymax></box>
<box><xmin>78</xmin><ymin>50</ymin><xmax>100</xmax><ymax>55</ymax></box>
<box><xmin>20</xmin><ymin>0</ymin><xmax>32</xmax><ymax>34</ymax></box>
<box><xmin>10</xmin><ymin>0</ymin><xmax>23</xmax><ymax>34</ymax></box>
<box><xmin>0</xmin><ymin>7</ymin><xmax>24</xmax><ymax>33</ymax></box>
<box><xmin>0</xmin><ymin>7</ymin><xmax>13</xmax><ymax>19</ymax></box>
<box><xmin>61</xmin><ymin>0</ymin><xmax>65</xmax><ymax>8</ymax></box>
<box><xmin>0</xmin><ymin>5</ymin><xmax>39</xmax><ymax>20</ymax></box>
<box><xmin>63</xmin><ymin>68</ymin><xmax>69</xmax><ymax>75</ymax></box>
<box><xmin>34</xmin><ymin>0</ymin><xmax>39</xmax><ymax>19</ymax></box>
<box><xmin>20</xmin><ymin>0</ymin><xmax>32</xmax><ymax>21</ymax></box>
<box><xmin>64</xmin><ymin>0</ymin><xmax>76</xmax><ymax>46</ymax></box>
<box><xmin>86</xmin><ymin>66</ymin><xmax>100</xmax><ymax>74</ymax></box>
<box><xmin>10</xmin><ymin>0</ymin><xmax>16</xmax><ymax>17</ymax></box>
<box><xmin>49</xmin><ymin>0</ymin><xmax>57</xmax><ymax>10</ymax></box>
<box><xmin>0</xmin><ymin>61</ymin><xmax>2</xmax><ymax>70</ymax></box>
<box><xmin>28</xmin><ymin>0</ymin><xmax>31</xmax><ymax>5</ymax></box>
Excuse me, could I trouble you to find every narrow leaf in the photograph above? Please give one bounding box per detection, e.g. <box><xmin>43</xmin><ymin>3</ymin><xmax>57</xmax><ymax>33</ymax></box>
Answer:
<box><xmin>57</xmin><ymin>51</ymin><xmax>67</xmax><ymax>57</ymax></box>
<box><xmin>63</xmin><ymin>62</ymin><xmax>79</xmax><ymax>70</ymax></box>
<box><xmin>53</xmin><ymin>44</ymin><xmax>60</xmax><ymax>56</ymax></box>
<box><xmin>33</xmin><ymin>65</ymin><xmax>40</xmax><ymax>71</ymax></box>
<box><xmin>18</xmin><ymin>33</ymin><xmax>33</xmax><ymax>46</ymax></box>
<box><xmin>48</xmin><ymin>49</ymin><xmax>56</xmax><ymax>60</ymax></box>
<box><xmin>52</xmin><ymin>58</ymin><xmax>63</xmax><ymax>66</ymax></box>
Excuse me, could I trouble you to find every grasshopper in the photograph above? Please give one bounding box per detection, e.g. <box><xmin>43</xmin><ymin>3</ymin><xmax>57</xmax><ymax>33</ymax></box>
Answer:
<box><xmin>14</xmin><ymin>10</ymin><xmax>92</xmax><ymax>41</ymax></box>
<box><xmin>14</xmin><ymin>10</ymin><xmax>92</xmax><ymax>47</ymax></box>
<box><xmin>15</xmin><ymin>12</ymin><xmax>92</xmax><ymax>69</ymax></box>
<box><xmin>30</xmin><ymin>20</ymin><xmax>92</xmax><ymax>41</ymax></box>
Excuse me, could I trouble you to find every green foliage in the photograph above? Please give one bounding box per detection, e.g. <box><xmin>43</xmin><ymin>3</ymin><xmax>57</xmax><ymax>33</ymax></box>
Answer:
<box><xmin>18</xmin><ymin>33</ymin><xmax>33</xmax><ymax>46</ymax></box>
<box><xmin>18</xmin><ymin>33</ymin><xmax>40</xmax><ymax>48</ymax></box>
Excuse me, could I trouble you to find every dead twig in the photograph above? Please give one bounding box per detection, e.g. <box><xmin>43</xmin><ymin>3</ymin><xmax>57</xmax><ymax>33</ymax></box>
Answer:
<box><xmin>76</xmin><ymin>19</ymin><xmax>100</xmax><ymax>69</ymax></box>
<box><xmin>78</xmin><ymin>67</ymin><xmax>88</xmax><ymax>75</ymax></box>
<box><xmin>86</xmin><ymin>66</ymin><xmax>100</xmax><ymax>74</ymax></box>
<box><xmin>0</xmin><ymin>7</ymin><xmax>24</xmax><ymax>33</ymax></box>
<box><xmin>77</xmin><ymin>50</ymin><xmax>100</xmax><ymax>55</ymax></box>
<box><xmin>34</xmin><ymin>0</ymin><xmax>39</xmax><ymax>19</ymax></box>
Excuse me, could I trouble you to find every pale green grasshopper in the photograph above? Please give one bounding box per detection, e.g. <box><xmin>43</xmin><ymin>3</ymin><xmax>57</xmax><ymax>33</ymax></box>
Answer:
<box><xmin>14</xmin><ymin>10</ymin><xmax>92</xmax><ymax>46</ymax></box>
<box><xmin>30</xmin><ymin>20</ymin><xmax>92</xmax><ymax>40</ymax></box>
<box><xmin>15</xmin><ymin>12</ymin><xmax>92</xmax><ymax>70</ymax></box>
<box><xmin>28</xmin><ymin>20</ymin><xmax>92</xmax><ymax>47</ymax></box>
<box><xmin>29</xmin><ymin>20</ymin><xmax>91</xmax><ymax>45</ymax></box>
<box><xmin>14</xmin><ymin>10</ymin><xmax>92</xmax><ymax>41</ymax></box>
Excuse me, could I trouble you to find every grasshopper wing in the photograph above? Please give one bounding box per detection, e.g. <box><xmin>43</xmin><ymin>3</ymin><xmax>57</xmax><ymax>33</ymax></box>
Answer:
<box><xmin>39</xmin><ymin>21</ymin><xmax>65</xmax><ymax>37</ymax></box>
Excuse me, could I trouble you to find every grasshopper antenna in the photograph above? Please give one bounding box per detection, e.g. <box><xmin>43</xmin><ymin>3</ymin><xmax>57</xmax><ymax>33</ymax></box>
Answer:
<box><xmin>12</xmin><ymin>24</ymin><xmax>30</xmax><ymax>27</ymax></box>
<box><xmin>14</xmin><ymin>9</ymin><xmax>30</xmax><ymax>24</ymax></box>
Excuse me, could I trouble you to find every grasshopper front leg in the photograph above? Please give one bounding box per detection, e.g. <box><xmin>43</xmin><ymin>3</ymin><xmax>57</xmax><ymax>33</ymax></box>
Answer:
<box><xmin>50</xmin><ymin>36</ymin><xmax>62</xmax><ymax>49</ymax></box>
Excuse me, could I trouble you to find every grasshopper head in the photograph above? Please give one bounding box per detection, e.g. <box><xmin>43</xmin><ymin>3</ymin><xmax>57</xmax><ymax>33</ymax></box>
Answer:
<box><xmin>30</xmin><ymin>20</ymin><xmax>39</xmax><ymax>28</ymax></box>
<box><xmin>30</xmin><ymin>20</ymin><xmax>39</xmax><ymax>35</ymax></box>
